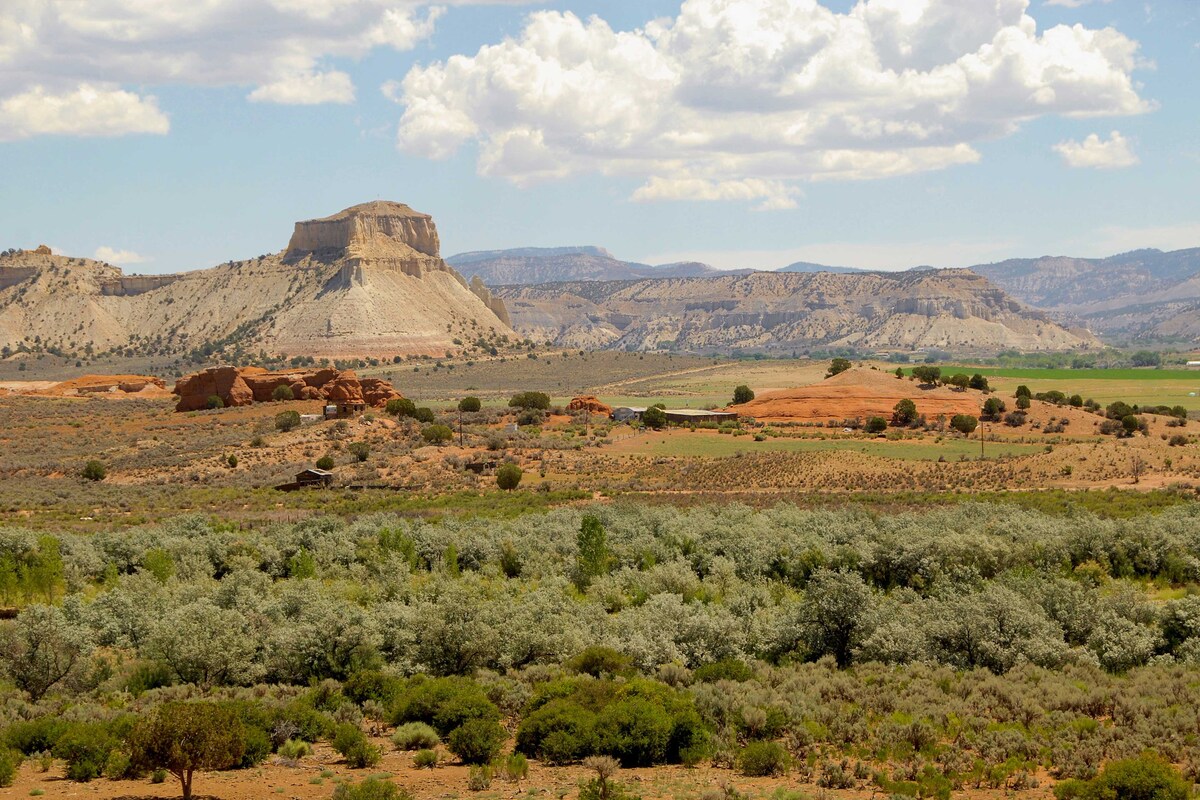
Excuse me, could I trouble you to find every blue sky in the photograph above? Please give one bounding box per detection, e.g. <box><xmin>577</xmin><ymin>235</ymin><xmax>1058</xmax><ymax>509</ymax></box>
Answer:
<box><xmin>0</xmin><ymin>0</ymin><xmax>1197</xmax><ymax>273</ymax></box>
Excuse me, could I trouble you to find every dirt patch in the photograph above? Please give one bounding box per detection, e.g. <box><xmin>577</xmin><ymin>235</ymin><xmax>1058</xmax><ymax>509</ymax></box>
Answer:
<box><xmin>729</xmin><ymin>368</ymin><xmax>982</xmax><ymax>422</ymax></box>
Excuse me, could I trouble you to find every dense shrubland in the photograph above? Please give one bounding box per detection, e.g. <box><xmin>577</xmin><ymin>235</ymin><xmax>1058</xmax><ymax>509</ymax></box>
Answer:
<box><xmin>3</xmin><ymin>502</ymin><xmax>1200</xmax><ymax>790</ymax></box>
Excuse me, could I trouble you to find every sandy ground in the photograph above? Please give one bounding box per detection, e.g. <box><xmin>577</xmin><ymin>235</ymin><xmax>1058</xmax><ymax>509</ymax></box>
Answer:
<box><xmin>8</xmin><ymin>738</ymin><xmax>1057</xmax><ymax>800</ymax></box>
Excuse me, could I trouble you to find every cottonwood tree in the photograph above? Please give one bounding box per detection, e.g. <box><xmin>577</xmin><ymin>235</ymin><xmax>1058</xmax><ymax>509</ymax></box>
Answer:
<box><xmin>0</xmin><ymin>604</ymin><xmax>93</xmax><ymax>702</ymax></box>
<box><xmin>130</xmin><ymin>702</ymin><xmax>245</xmax><ymax>800</ymax></box>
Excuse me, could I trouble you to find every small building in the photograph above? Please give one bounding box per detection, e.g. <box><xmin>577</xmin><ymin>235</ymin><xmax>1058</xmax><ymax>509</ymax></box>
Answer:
<box><xmin>296</xmin><ymin>468</ymin><xmax>334</xmax><ymax>488</ymax></box>
<box><xmin>663</xmin><ymin>409</ymin><xmax>740</xmax><ymax>424</ymax></box>
<box><xmin>611</xmin><ymin>406</ymin><xmax>647</xmax><ymax>422</ymax></box>
<box><xmin>324</xmin><ymin>402</ymin><xmax>366</xmax><ymax>420</ymax></box>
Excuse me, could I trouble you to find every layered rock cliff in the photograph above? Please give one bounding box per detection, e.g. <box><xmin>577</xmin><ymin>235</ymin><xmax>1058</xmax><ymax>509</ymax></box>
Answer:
<box><xmin>0</xmin><ymin>203</ymin><xmax>514</xmax><ymax>359</ymax></box>
<box><xmin>495</xmin><ymin>269</ymin><xmax>1097</xmax><ymax>353</ymax></box>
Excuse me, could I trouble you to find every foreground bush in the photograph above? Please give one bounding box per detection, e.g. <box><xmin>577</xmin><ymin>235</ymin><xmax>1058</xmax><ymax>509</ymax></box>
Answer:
<box><xmin>0</xmin><ymin>747</ymin><xmax>21</xmax><ymax>787</ymax></box>
<box><xmin>391</xmin><ymin>722</ymin><xmax>439</xmax><ymax>751</ymax></box>
<box><xmin>1054</xmin><ymin>754</ymin><xmax>1189</xmax><ymax>800</ymax></box>
<box><xmin>448</xmin><ymin>718</ymin><xmax>507</xmax><ymax>765</ymax></box>
<box><xmin>332</xmin><ymin>723</ymin><xmax>381</xmax><ymax>769</ymax></box>
<box><xmin>738</xmin><ymin>740</ymin><xmax>789</xmax><ymax>776</ymax></box>
<box><xmin>333</xmin><ymin>777</ymin><xmax>413</xmax><ymax>800</ymax></box>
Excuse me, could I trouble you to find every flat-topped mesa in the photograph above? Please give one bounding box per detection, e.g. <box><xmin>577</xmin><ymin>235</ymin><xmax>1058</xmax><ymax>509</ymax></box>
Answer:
<box><xmin>284</xmin><ymin>201</ymin><xmax>449</xmax><ymax>277</ymax></box>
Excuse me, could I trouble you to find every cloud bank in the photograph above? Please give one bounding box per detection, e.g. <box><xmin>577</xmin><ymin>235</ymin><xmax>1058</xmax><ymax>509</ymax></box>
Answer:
<box><xmin>0</xmin><ymin>0</ymin><xmax>526</xmax><ymax>139</ymax></box>
<box><xmin>391</xmin><ymin>0</ymin><xmax>1152</xmax><ymax>208</ymax></box>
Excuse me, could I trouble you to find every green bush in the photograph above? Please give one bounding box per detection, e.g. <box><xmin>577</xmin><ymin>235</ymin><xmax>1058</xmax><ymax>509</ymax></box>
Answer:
<box><xmin>278</xmin><ymin>739</ymin><xmax>311</xmax><ymax>760</ymax></box>
<box><xmin>516</xmin><ymin>699</ymin><xmax>599</xmax><ymax>764</ymax></box>
<box><xmin>413</xmin><ymin>749</ymin><xmax>439</xmax><ymax>769</ymax></box>
<box><xmin>386</xmin><ymin>398</ymin><xmax>418</xmax><ymax>419</ymax></box>
<box><xmin>509</xmin><ymin>391</ymin><xmax>550</xmax><ymax>410</ymax></box>
<box><xmin>458</xmin><ymin>397</ymin><xmax>482</xmax><ymax>413</ymax></box>
<box><xmin>738</xmin><ymin>740</ymin><xmax>790</xmax><ymax>777</ymax></box>
<box><xmin>596</xmin><ymin>697</ymin><xmax>673</xmax><ymax>767</ymax></box>
<box><xmin>448</xmin><ymin>719</ymin><xmax>507</xmax><ymax>765</ymax></box>
<box><xmin>332</xmin><ymin>777</ymin><xmax>413</xmax><ymax>800</ymax></box>
<box><xmin>1054</xmin><ymin>754</ymin><xmax>1189</xmax><ymax>800</ymax></box>
<box><xmin>950</xmin><ymin>414</ymin><xmax>978</xmax><ymax>435</ymax></box>
<box><xmin>865</xmin><ymin>417</ymin><xmax>887</xmax><ymax>434</ymax></box>
<box><xmin>504</xmin><ymin>753</ymin><xmax>529</xmax><ymax>781</ymax></box>
<box><xmin>496</xmin><ymin>463</ymin><xmax>523</xmax><ymax>491</ymax></box>
<box><xmin>272</xmin><ymin>384</ymin><xmax>295</xmax><ymax>402</ymax></box>
<box><xmin>4</xmin><ymin>717</ymin><xmax>69</xmax><ymax>755</ymax></box>
<box><xmin>389</xmin><ymin>677</ymin><xmax>501</xmax><ymax>737</ymax></box>
<box><xmin>391</xmin><ymin>722</ymin><xmax>439</xmax><ymax>751</ymax></box>
<box><xmin>693</xmin><ymin>659</ymin><xmax>754</xmax><ymax>683</ymax></box>
<box><xmin>421</xmin><ymin>424</ymin><xmax>454</xmax><ymax>445</ymax></box>
<box><xmin>332</xmin><ymin>724</ymin><xmax>381</xmax><ymax>769</ymax></box>
<box><xmin>81</xmin><ymin>460</ymin><xmax>106</xmax><ymax>481</ymax></box>
<box><xmin>54</xmin><ymin>722</ymin><xmax>120</xmax><ymax>782</ymax></box>
<box><xmin>275</xmin><ymin>410</ymin><xmax>302</xmax><ymax>432</ymax></box>
<box><xmin>316</xmin><ymin>455</ymin><xmax>336</xmax><ymax>470</ymax></box>
<box><xmin>348</xmin><ymin>441</ymin><xmax>370</xmax><ymax>462</ymax></box>
<box><xmin>206</xmin><ymin>395</ymin><xmax>224</xmax><ymax>409</ymax></box>
<box><xmin>566</xmin><ymin>647</ymin><xmax>632</xmax><ymax>678</ymax></box>
<box><xmin>0</xmin><ymin>748</ymin><xmax>21</xmax><ymax>788</ymax></box>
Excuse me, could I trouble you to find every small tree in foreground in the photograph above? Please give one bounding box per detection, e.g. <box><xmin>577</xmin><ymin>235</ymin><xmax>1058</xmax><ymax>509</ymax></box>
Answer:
<box><xmin>496</xmin><ymin>463</ymin><xmax>523</xmax><ymax>491</ymax></box>
<box><xmin>1054</xmin><ymin>754</ymin><xmax>1188</xmax><ymax>800</ymax></box>
<box><xmin>130</xmin><ymin>702</ymin><xmax>245</xmax><ymax>800</ymax></box>
<box><xmin>732</xmin><ymin>384</ymin><xmax>755</xmax><ymax>404</ymax></box>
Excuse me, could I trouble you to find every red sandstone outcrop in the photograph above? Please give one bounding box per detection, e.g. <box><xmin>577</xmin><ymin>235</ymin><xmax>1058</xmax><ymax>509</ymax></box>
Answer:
<box><xmin>33</xmin><ymin>245</ymin><xmax>52</xmax><ymax>255</ymax></box>
<box><xmin>174</xmin><ymin>366</ymin><xmax>254</xmax><ymax>411</ymax></box>
<box><xmin>568</xmin><ymin>396</ymin><xmax>613</xmax><ymax>416</ymax></box>
<box><xmin>173</xmin><ymin>366</ymin><xmax>401</xmax><ymax>412</ymax></box>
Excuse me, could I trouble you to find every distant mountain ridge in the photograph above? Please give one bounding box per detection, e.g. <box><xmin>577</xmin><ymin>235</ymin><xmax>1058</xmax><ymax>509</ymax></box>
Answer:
<box><xmin>494</xmin><ymin>269</ymin><xmax>1096</xmax><ymax>354</ymax></box>
<box><xmin>972</xmin><ymin>247</ymin><xmax>1200</xmax><ymax>342</ymax></box>
<box><xmin>447</xmin><ymin>247</ymin><xmax>744</xmax><ymax>285</ymax></box>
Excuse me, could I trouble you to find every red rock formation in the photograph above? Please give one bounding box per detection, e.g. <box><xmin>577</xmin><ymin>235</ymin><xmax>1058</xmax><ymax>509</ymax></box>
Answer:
<box><xmin>361</xmin><ymin>378</ymin><xmax>402</xmax><ymax>407</ymax></box>
<box><xmin>173</xmin><ymin>367</ymin><xmax>254</xmax><ymax>411</ymax></box>
<box><xmin>568</xmin><ymin>396</ymin><xmax>613</xmax><ymax>416</ymax></box>
<box><xmin>173</xmin><ymin>366</ymin><xmax>400</xmax><ymax>412</ymax></box>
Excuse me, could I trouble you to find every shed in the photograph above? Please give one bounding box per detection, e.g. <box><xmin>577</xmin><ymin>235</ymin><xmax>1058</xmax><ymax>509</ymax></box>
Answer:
<box><xmin>663</xmin><ymin>409</ymin><xmax>739</xmax><ymax>424</ymax></box>
<box><xmin>296</xmin><ymin>468</ymin><xmax>334</xmax><ymax>488</ymax></box>
<box><xmin>325</xmin><ymin>403</ymin><xmax>366</xmax><ymax>420</ymax></box>
<box><xmin>611</xmin><ymin>406</ymin><xmax>647</xmax><ymax>422</ymax></box>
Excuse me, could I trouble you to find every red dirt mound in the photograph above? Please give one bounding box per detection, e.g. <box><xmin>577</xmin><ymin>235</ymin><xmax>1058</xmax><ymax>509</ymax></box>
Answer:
<box><xmin>729</xmin><ymin>368</ymin><xmax>983</xmax><ymax>422</ymax></box>
<box><xmin>42</xmin><ymin>375</ymin><xmax>172</xmax><ymax>399</ymax></box>
<box><xmin>568</xmin><ymin>395</ymin><xmax>613</xmax><ymax>415</ymax></box>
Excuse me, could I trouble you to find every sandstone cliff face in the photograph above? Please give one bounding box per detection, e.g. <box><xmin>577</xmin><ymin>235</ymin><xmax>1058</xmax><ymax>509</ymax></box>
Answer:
<box><xmin>0</xmin><ymin>202</ymin><xmax>514</xmax><ymax>359</ymax></box>
<box><xmin>285</xmin><ymin>201</ymin><xmax>447</xmax><ymax>278</ymax></box>
<box><xmin>173</xmin><ymin>366</ymin><xmax>401</xmax><ymax>412</ymax></box>
<box><xmin>495</xmin><ymin>270</ymin><xmax>1097</xmax><ymax>354</ymax></box>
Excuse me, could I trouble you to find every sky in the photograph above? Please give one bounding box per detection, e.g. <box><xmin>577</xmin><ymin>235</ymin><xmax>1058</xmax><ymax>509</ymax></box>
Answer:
<box><xmin>0</xmin><ymin>0</ymin><xmax>1198</xmax><ymax>274</ymax></box>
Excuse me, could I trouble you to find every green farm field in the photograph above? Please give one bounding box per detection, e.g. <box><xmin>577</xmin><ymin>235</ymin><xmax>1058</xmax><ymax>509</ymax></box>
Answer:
<box><xmin>943</xmin><ymin>366</ymin><xmax>1200</xmax><ymax>411</ymax></box>
<box><xmin>619</xmin><ymin>429</ymin><xmax>1043</xmax><ymax>461</ymax></box>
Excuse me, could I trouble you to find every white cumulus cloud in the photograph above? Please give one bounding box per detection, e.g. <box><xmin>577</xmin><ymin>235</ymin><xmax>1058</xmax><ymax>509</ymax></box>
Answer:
<box><xmin>0</xmin><ymin>84</ymin><xmax>168</xmax><ymax>140</ymax></box>
<box><xmin>0</xmin><ymin>1</ymin><xmax>528</xmax><ymax>138</ymax></box>
<box><xmin>391</xmin><ymin>0</ymin><xmax>1152</xmax><ymax>206</ymax></box>
<box><xmin>1053</xmin><ymin>130</ymin><xmax>1139</xmax><ymax>168</ymax></box>
<box><xmin>93</xmin><ymin>246</ymin><xmax>149</xmax><ymax>265</ymax></box>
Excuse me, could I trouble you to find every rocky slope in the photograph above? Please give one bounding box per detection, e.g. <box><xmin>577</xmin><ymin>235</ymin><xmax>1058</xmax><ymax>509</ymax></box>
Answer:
<box><xmin>494</xmin><ymin>270</ymin><xmax>1096</xmax><ymax>354</ymax></box>
<box><xmin>973</xmin><ymin>248</ymin><xmax>1200</xmax><ymax>342</ymax></box>
<box><xmin>0</xmin><ymin>202</ymin><xmax>513</xmax><ymax>359</ymax></box>
<box><xmin>173</xmin><ymin>366</ymin><xmax>400</xmax><ymax>412</ymax></box>
<box><xmin>447</xmin><ymin>246</ymin><xmax>729</xmax><ymax>285</ymax></box>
